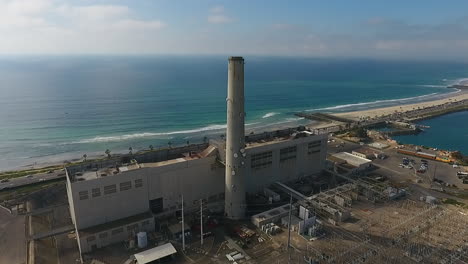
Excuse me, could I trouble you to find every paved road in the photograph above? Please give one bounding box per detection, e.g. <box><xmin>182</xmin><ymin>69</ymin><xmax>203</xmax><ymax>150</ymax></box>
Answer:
<box><xmin>0</xmin><ymin>171</ymin><xmax>65</xmax><ymax>190</ymax></box>
<box><xmin>0</xmin><ymin>208</ymin><xmax>26</xmax><ymax>264</ymax></box>
<box><xmin>327</xmin><ymin>137</ymin><xmax>362</xmax><ymax>154</ymax></box>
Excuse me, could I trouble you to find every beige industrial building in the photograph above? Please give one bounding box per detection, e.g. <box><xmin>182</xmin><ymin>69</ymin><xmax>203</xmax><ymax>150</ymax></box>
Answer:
<box><xmin>352</xmin><ymin>147</ymin><xmax>380</xmax><ymax>160</ymax></box>
<box><xmin>66</xmin><ymin>131</ymin><xmax>327</xmax><ymax>254</ymax></box>
<box><xmin>329</xmin><ymin>152</ymin><xmax>372</xmax><ymax>174</ymax></box>
<box><xmin>65</xmin><ymin>57</ymin><xmax>328</xmax><ymax>257</ymax></box>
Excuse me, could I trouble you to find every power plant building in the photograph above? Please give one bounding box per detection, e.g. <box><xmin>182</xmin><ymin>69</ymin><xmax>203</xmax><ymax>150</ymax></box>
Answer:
<box><xmin>65</xmin><ymin>57</ymin><xmax>328</xmax><ymax>256</ymax></box>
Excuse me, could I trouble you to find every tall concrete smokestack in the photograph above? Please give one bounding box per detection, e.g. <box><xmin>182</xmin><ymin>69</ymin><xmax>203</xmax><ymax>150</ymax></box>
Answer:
<box><xmin>225</xmin><ymin>56</ymin><xmax>246</xmax><ymax>220</ymax></box>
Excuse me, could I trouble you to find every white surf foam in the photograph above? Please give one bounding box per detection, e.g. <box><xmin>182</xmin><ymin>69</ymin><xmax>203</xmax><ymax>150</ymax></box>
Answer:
<box><xmin>307</xmin><ymin>92</ymin><xmax>443</xmax><ymax>112</ymax></box>
<box><xmin>418</xmin><ymin>84</ymin><xmax>446</xmax><ymax>88</ymax></box>
<box><xmin>74</xmin><ymin>125</ymin><xmax>227</xmax><ymax>144</ymax></box>
<box><xmin>73</xmin><ymin>122</ymin><xmax>260</xmax><ymax>144</ymax></box>
<box><xmin>262</xmin><ymin>112</ymin><xmax>279</xmax><ymax>118</ymax></box>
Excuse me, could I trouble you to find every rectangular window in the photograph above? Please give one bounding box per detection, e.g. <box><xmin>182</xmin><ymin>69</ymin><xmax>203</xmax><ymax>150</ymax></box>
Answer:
<box><xmin>91</xmin><ymin>188</ymin><xmax>101</xmax><ymax>198</ymax></box>
<box><xmin>120</xmin><ymin>181</ymin><xmax>132</xmax><ymax>191</ymax></box>
<box><xmin>127</xmin><ymin>224</ymin><xmax>139</xmax><ymax>232</ymax></box>
<box><xmin>251</xmin><ymin>151</ymin><xmax>273</xmax><ymax>169</ymax></box>
<box><xmin>280</xmin><ymin>146</ymin><xmax>297</xmax><ymax>162</ymax></box>
<box><xmin>79</xmin><ymin>191</ymin><xmax>89</xmax><ymax>200</ymax></box>
<box><xmin>111</xmin><ymin>228</ymin><xmax>123</xmax><ymax>235</ymax></box>
<box><xmin>308</xmin><ymin>141</ymin><xmax>322</xmax><ymax>154</ymax></box>
<box><xmin>86</xmin><ymin>236</ymin><xmax>96</xmax><ymax>242</ymax></box>
<box><xmin>98</xmin><ymin>232</ymin><xmax>108</xmax><ymax>239</ymax></box>
<box><xmin>135</xmin><ymin>179</ymin><xmax>143</xmax><ymax>188</ymax></box>
<box><xmin>104</xmin><ymin>184</ymin><xmax>117</xmax><ymax>195</ymax></box>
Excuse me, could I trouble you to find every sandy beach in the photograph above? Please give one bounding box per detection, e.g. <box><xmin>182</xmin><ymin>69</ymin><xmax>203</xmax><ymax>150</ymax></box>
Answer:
<box><xmin>336</xmin><ymin>90</ymin><xmax>468</xmax><ymax>120</ymax></box>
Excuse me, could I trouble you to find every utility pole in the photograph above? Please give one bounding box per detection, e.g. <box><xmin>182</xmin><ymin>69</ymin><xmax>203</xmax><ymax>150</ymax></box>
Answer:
<box><xmin>200</xmin><ymin>198</ymin><xmax>204</xmax><ymax>246</ymax></box>
<box><xmin>181</xmin><ymin>194</ymin><xmax>185</xmax><ymax>251</ymax></box>
<box><xmin>287</xmin><ymin>193</ymin><xmax>293</xmax><ymax>262</ymax></box>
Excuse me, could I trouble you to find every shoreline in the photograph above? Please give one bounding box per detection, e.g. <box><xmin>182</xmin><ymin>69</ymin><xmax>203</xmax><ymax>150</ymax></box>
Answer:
<box><xmin>335</xmin><ymin>90</ymin><xmax>468</xmax><ymax>121</ymax></box>
<box><xmin>2</xmin><ymin>89</ymin><xmax>468</xmax><ymax>174</ymax></box>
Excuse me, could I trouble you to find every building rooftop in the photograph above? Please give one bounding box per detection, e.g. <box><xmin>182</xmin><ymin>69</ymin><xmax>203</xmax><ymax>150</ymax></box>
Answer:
<box><xmin>251</xmin><ymin>204</ymin><xmax>291</xmax><ymax>222</ymax></box>
<box><xmin>134</xmin><ymin>243</ymin><xmax>177</xmax><ymax>264</ymax></box>
<box><xmin>331</xmin><ymin>152</ymin><xmax>372</xmax><ymax>167</ymax></box>
<box><xmin>246</xmin><ymin>130</ymin><xmax>321</xmax><ymax>148</ymax></box>
<box><xmin>353</xmin><ymin>147</ymin><xmax>379</xmax><ymax>155</ymax></box>
<box><xmin>71</xmin><ymin>146</ymin><xmax>217</xmax><ymax>182</ymax></box>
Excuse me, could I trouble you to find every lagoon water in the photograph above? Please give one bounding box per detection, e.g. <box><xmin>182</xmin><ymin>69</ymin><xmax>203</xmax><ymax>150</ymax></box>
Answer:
<box><xmin>0</xmin><ymin>56</ymin><xmax>467</xmax><ymax>170</ymax></box>
<box><xmin>393</xmin><ymin>111</ymin><xmax>468</xmax><ymax>153</ymax></box>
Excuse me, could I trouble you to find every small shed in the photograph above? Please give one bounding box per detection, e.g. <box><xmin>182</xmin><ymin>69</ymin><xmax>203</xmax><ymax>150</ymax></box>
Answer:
<box><xmin>134</xmin><ymin>243</ymin><xmax>177</xmax><ymax>264</ymax></box>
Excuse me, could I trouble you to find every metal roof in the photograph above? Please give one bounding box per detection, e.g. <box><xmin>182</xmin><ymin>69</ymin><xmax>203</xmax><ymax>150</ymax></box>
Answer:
<box><xmin>134</xmin><ymin>243</ymin><xmax>177</xmax><ymax>264</ymax></box>
<box><xmin>331</xmin><ymin>152</ymin><xmax>372</xmax><ymax>167</ymax></box>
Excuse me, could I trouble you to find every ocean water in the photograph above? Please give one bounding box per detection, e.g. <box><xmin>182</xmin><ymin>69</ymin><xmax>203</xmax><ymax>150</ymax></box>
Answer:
<box><xmin>0</xmin><ymin>56</ymin><xmax>467</xmax><ymax>170</ymax></box>
<box><xmin>393</xmin><ymin>111</ymin><xmax>468</xmax><ymax>153</ymax></box>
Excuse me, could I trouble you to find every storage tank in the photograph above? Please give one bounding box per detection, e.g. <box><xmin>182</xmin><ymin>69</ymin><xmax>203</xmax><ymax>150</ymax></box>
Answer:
<box><xmin>137</xmin><ymin>232</ymin><xmax>147</xmax><ymax>248</ymax></box>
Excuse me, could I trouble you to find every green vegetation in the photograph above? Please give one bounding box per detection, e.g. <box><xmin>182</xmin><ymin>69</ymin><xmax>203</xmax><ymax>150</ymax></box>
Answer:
<box><xmin>348</xmin><ymin>127</ymin><xmax>369</xmax><ymax>138</ymax></box>
<box><xmin>450</xmin><ymin>151</ymin><xmax>468</xmax><ymax>165</ymax></box>
<box><xmin>442</xmin><ymin>198</ymin><xmax>465</xmax><ymax>207</ymax></box>
<box><xmin>0</xmin><ymin>165</ymin><xmax>63</xmax><ymax>181</ymax></box>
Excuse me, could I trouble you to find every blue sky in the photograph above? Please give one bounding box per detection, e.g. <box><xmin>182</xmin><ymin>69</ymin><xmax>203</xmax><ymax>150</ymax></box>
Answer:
<box><xmin>1</xmin><ymin>0</ymin><xmax>468</xmax><ymax>59</ymax></box>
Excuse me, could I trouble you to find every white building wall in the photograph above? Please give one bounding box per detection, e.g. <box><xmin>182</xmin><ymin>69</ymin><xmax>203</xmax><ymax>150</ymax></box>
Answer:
<box><xmin>67</xmin><ymin>136</ymin><xmax>327</xmax><ymax>254</ymax></box>
<box><xmin>146</xmin><ymin>156</ymin><xmax>225</xmax><ymax>212</ymax></box>
<box><xmin>65</xmin><ymin>171</ymin><xmax>77</xmax><ymax>226</ymax></box>
<box><xmin>245</xmin><ymin>134</ymin><xmax>327</xmax><ymax>193</ymax></box>
<box><xmin>79</xmin><ymin>216</ymin><xmax>155</xmax><ymax>253</ymax></box>
<box><xmin>70</xmin><ymin>172</ymin><xmax>150</xmax><ymax>230</ymax></box>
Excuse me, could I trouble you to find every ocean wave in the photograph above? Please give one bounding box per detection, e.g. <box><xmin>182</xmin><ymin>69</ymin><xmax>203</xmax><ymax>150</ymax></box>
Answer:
<box><xmin>262</xmin><ymin>112</ymin><xmax>279</xmax><ymax>118</ymax></box>
<box><xmin>73</xmin><ymin>125</ymin><xmax>227</xmax><ymax>144</ymax></box>
<box><xmin>71</xmin><ymin>122</ymin><xmax>261</xmax><ymax>144</ymax></box>
<box><xmin>446</xmin><ymin>78</ymin><xmax>468</xmax><ymax>86</ymax></box>
<box><xmin>306</xmin><ymin>92</ymin><xmax>443</xmax><ymax>112</ymax></box>
<box><xmin>285</xmin><ymin>117</ymin><xmax>305</xmax><ymax>122</ymax></box>
<box><xmin>418</xmin><ymin>84</ymin><xmax>446</xmax><ymax>88</ymax></box>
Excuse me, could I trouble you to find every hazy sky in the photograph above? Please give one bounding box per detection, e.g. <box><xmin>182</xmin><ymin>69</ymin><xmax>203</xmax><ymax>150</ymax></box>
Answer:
<box><xmin>2</xmin><ymin>0</ymin><xmax>468</xmax><ymax>60</ymax></box>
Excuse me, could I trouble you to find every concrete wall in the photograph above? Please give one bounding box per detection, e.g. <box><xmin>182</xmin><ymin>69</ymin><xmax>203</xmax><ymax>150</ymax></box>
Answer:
<box><xmin>245</xmin><ymin>134</ymin><xmax>327</xmax><ymax>193</ymax></box>
<box><xmin>69</xmin><ymin>171</ymin><xmax>150</xmax><ymax>230</ymax></box>
<box><xmin>67</xmin><ymin>136</ymin><xmax>327</xmax><ymax>255</ymax></box>
<box><xmin>145</xmin><ymin>155</ymin><xmax>225</xmax><ymax>212</ymax></box>
<box><xmin>79</xmin><ymin>216</ymin><xmax>154</xmax><ymax>253</ymax></box>
<box><xmin>65</xmin><ymin>170</ymin><xmax>77</xmax><ymax>226</ymax></box>
<box><xmin>68</xmin><ymin>136</ymin><xmax>326</xmax><ymax>230</ymax></box>
<box><xmin>68</xmin><ymin>155</ymin><xmax>225</xmax><ymax>230</ymax></box>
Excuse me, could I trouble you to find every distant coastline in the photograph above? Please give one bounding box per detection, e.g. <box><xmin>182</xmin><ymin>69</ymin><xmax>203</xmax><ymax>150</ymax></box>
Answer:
<box><xmin>336</xmin><ymin>90</ymin><xmax>468</xmax><ymax>122</ymax></box>
<box><xmin>6</xmin><ymin>89</ymin><xmax>468</xmax><ymax>174</ymax></box>
<box><xmin>2</xmin><ymin>57</ymin><xmax>468</xmax><ymax>172</ymax></box>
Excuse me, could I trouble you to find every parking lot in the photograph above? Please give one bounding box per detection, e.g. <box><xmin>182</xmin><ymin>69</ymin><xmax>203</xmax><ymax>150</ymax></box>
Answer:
<box><xmin>373</xmin><ymin>148</ymin><xmax>468</xmax><ymax>190</ymax></box>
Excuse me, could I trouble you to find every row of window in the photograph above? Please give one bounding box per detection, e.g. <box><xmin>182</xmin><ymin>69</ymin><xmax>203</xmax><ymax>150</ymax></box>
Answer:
<box><xmin>251</xmin><ymin>151</ymin><xmax>273</xmax><ymax>169</ymax></box>
<box><xmin>308</xmin><ymin>140</ymin><xmax>322</xmax><ymax>149</ymax></box>
<box><xmin>280</xmin><ymin>146</ymin><xmax>297</xmax><ymax>162</ymax></box>
<box><xmin>86</xmin><ymin>219</ymin><xmax>151</xmax><ymax>242</ymax></box>
<box><xmin>250</xmin><ymin>143</ymin><xmax>322</xmax><ymax>170</ymax></box>
<box><xmin>79</xmin><ymin>179</ymin><xmax>143</xmax><ymax>200</ymax></box>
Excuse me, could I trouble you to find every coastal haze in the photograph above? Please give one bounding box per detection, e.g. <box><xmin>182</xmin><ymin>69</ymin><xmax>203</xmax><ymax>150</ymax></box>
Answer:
<box><xmin>2</xmin><ymin>2</ymin><xmax>468</xmax><ymax>264</ymax></box>
<box><xmin>1</xmin><ymin>57</ymin><xmax>467</xmax><ymax>171</ymax></box>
